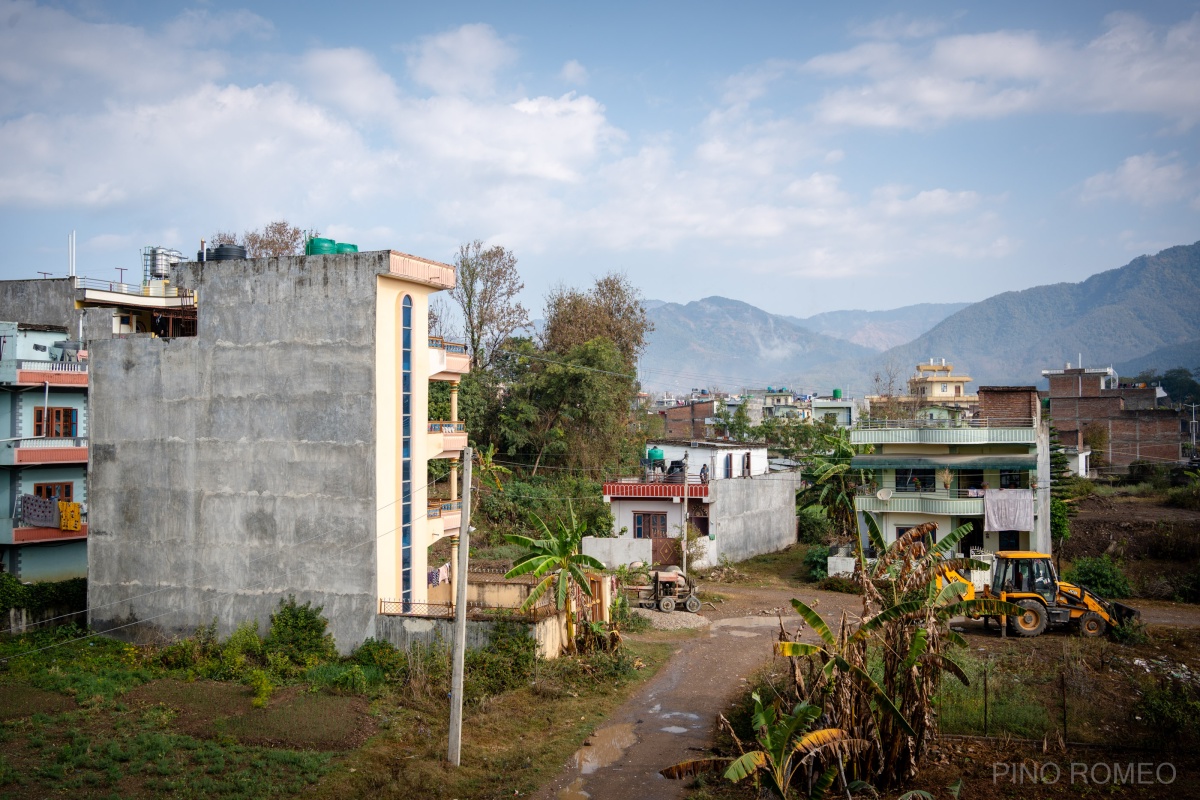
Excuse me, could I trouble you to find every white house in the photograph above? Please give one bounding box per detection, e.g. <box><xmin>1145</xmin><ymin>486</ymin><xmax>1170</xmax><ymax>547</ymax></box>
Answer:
<box><xmin>584</xmin><ymin>440</ymin><xmax>797</xmax><ymax>571</ymax></box>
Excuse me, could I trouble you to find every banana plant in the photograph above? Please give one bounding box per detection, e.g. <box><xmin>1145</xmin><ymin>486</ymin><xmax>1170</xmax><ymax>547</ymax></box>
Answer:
<box><xmin>777</xmin><ymin>516</ymin><xmax>1021</xmax><ymax>789</ymax></box>
<box><xmin>661</xmin><ymin>692</ymin><xmax>867</xmax><ymax>799</ymax></box>
<box><xmin>503</xmin><ymin>501</ymin><xmax>605</xmax><ymax>655</ymax></box>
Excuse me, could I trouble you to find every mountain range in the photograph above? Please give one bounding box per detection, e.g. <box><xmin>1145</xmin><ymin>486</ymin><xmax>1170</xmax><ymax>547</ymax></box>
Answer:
<box><xmin>640</xmin><ymin>241</ymin><xmax>1200</xmax><ymax>394</ymax></box>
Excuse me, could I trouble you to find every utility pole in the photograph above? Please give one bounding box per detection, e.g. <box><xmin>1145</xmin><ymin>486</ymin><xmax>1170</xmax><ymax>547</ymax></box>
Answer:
<box><xmin>447</xmin><ymin>446</ymin><xmax>473</xmax><ymax>766</ymax></box>
<box><xmin>1186</xmin><ymin>403</ymin><xmax>1199</xmax><ymax>461</ymax></box>
<box><xmin>681</xmin><ymin>451</ymin><xmax>689</xmax><ymax>577</ymax></box>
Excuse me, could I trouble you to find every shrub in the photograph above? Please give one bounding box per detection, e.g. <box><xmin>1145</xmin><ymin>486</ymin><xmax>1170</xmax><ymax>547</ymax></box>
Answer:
<box><xmin>1111</xmin><ymin>618</ymin><xmax>1149</xmax><ymax>645</ymax></box>
<box><xmin>264</xmin><ymin>595</ymin><xmax>337</xmax><ymax>671</ymax></box>
<box><xmin>1138</xmin><ymin>680</ymin><xmax>1200</xmax><ymax>739</ymax></box>
<box><xmin>795</xmin><ymin>506</ymin><xmax>832</xmax><ymax>545</ymax></box>
<box><xmin>0</xmin><ymin>574</ymin><xmax>87</xmax><ymax>616</ymax></box>
<box><xmin>350</xmin><ymin>637</ymin><xmax>408</xmax><ymax>679</ymax></box>
<box><xmin>1063</xmin><ymin>555</ymin><xmax>1131</xmax><ymax>599</ymax></box>
<box><xmin>464</xmin><ymin>618</ymin><xmax>538</xmax><ymax>700</ymax></box>
<box><xmin>247</xmin><ymin>669</ymin><xmax>273</xmax><ymax>708</ymax></box>
<box><xmin>802</xmin><ymin>545</ymin><xmax>830</xmax><ymax>581</ymax></box>
<box><xmin>818</xmin><ymin>575</ymin><xmax>863</xmax><ymax>595</ymax></box>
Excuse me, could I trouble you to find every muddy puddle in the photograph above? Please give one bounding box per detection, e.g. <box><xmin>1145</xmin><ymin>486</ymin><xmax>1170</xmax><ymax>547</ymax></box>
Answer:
<box><xmin>557</xmin><ymin>723</ymin><xmax>640</xmax><ymax>799</ymax></box>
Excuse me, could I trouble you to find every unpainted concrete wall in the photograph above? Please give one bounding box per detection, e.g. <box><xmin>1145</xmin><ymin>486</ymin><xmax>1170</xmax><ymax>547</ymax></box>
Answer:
<box><xmin>87</xmin><ymin>253</ymin><xmax>391</xmax><ymax>653</ymax></box>
<box><xmin>703</xmin><ymin>474</ymin><xmax>798</xmax><ymax>567</ymax></box>
<box><xmin>0</xmin><ymin>280</ymin><xmax>77</xmax><ymax>329</ymax></box>
<box><xmin>582</xmin><ymin>536</ymin><xmax>653</xmax><ymax>568</ymax></box>
<box><xmin>375</xmin><ymin>611</ymin><xmax>568</xmax><ymax>660</ymax></box>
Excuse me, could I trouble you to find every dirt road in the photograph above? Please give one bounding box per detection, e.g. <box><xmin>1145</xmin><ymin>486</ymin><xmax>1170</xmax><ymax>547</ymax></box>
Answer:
<box><xmin>533</xmin><ymin>583</ymin><xmax>1200</xmax><ymax>800</ymax></box>
<box><xmin>532</xmin><ymin>584</ymin><xmax>863</xmax><ymax>800</ymax></box>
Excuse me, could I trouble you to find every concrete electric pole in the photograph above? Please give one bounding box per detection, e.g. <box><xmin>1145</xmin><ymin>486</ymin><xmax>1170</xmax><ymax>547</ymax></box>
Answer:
<box><xmin>447</xmin><ymin>447</ymin><xmax>473</xmax><ymax>766</ymax></box>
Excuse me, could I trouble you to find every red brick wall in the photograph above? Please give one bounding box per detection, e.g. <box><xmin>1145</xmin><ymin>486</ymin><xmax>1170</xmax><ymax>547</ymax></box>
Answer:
<box><xmin>1048</xmin><ymin>372</ymin><xmax>1105</xmax><ymax>398</ymax></box>
<box><xmin>1100</xmin><ymin>411</ymin><xmax>1183</xmax><ymax>470</ymax></box>
<box><xmin>978</xmin><ymin>387</ymin><xmax>1039</xmax><ymax>421</ymax></box>
<box><xmin>662</xmin><ymin>400</ymin><xmax>714</xmax><ymax>439</ymax></box>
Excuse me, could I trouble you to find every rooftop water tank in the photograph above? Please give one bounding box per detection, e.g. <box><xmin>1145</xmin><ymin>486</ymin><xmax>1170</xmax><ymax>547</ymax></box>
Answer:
<box><xmin>832</xmin><ymin>388</ymin><xmax>842</xmax><ymax>399</ymax></box>
<box><xmin>335</xmin><ymin>242</ymin><xmax>358</xmax><ymax>253</ymax></box>
<box><xmin>648</xmin><ymin>446</ymin><xmax>664</xmax><ymax>462</ymax></box>
<box><xmin>306</xmin><ymin>238</ymin><xmax>337</xmax><ymax>255</ymax></box>
<box><xmin>197</xmin><ymin>244</ymin><xmax>247</xmax><ymax>261</ymax></box>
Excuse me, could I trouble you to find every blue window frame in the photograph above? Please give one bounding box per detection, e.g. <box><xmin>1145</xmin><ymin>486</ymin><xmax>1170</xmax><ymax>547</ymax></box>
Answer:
<box><xmin>401</xmin><ymin>296</ymin><xmax>413</xmax><ymax>603</ymax></box>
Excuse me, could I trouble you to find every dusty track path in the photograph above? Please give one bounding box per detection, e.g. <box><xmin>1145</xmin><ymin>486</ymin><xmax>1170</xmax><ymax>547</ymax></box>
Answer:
<box><xmin>532</xmin><ymin>584</ymin><xmax>864</xmax><ymax>800</ymax></box>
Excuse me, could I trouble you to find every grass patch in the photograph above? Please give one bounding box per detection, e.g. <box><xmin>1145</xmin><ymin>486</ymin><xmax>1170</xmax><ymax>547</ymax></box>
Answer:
<box><xmin>730</xmin><ymin>544</ymin><xmax>809</xmax><ymax>585</ymax></box>
<box><xmin>934</xmin><ymin>649</ymin><xmax>1051</xmax><ymax>738</ymax></box>
<box><xmin>312</xmin><ymin>638</ymin><xmax>673</xmax><ymax>800</ymax></box>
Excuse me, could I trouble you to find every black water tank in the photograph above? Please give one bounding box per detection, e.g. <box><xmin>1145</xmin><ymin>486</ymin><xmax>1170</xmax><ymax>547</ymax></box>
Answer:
<box><xmin>196</xmin><ymin>244</ymin><xmax>248</xmax><ymax>261</ymax></box>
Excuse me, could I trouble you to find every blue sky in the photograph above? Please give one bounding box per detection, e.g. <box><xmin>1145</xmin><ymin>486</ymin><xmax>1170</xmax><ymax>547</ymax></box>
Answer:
<box><xmin>1</xmin><ymin>1</ymin><xmax>1197</xmax><ymax>318</ymax></box>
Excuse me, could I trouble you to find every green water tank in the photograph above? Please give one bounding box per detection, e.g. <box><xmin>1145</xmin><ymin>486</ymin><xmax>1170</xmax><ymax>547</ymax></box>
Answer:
<box><xmin>832</xmin><ymin>388</ymin><xmax>842</xmax><ymax>399</ymax></box>
<box><xmin>306</xmin><ymin>237</ymin><xmax>337</xmax><ymax>255</ymax></box>
<box><xmin>648</xmin><ymin>446</ymin><xmax>664</xmax><ymax>462</ymax></box>
<box><xmin>335</xmin><ymin>243</ymin><xmax>358</xmax><ymax>253</ymax></box>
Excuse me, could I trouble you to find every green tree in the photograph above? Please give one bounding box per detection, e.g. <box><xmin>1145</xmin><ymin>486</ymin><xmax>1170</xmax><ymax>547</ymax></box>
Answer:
<box><xmin>503</xmin><ymin>503</ymin><xmax>606</xmax><ymax>654</ymax></box>
<box><xmin>497</xmin><ymin>337</ymin><xmax>635</xmax><ymax>474</ymax></box>
<box><xmin>1048</xmin><ymin>425</ymin><xmax>1073</xmax><ymax>501</ymax></box>
<box><xmin>715</xmin><ymin>401</ymin><xmax>755</xmax><ymax>442</ymax></box>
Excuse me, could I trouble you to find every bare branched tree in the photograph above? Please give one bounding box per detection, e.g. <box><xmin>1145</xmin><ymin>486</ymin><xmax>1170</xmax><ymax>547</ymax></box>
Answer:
<box><xmin>208</xmin><ymin>221</ymin><xmax>318</xmax><ymax>258</ymax></box>
<box><xmin>541</xmin><ymin>272</ymin><xmax>652</xmax><ymax>368</ymax></box>
<box><xmin>450</xmin><ymin>241</ymin><xmax>529</xmax><ymax>370</ymax></box>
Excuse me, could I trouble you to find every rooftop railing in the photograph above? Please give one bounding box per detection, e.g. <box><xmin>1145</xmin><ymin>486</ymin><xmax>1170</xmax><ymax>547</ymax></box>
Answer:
<box><xmin>428</xmin><ymin>421</ymin><xmax>466</xmax><ymax>433</ymax></box>
<box><xmin>74</xmin><ymin>277</ymin><xmax>195</xmax><ymax>300</ymax></box>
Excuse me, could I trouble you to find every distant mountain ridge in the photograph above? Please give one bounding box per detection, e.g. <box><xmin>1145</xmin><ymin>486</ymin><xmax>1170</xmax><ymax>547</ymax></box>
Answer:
<box><xmin>878</xmin><ymin>241</ymin><xmax>1200</xmax><ymax>387</ymax></box>
<box><xmin>640</xmin><ymin>242</ymin><xmax>1200</xmax><ymax>392</ymax></box>
<box><xmin>639</xmin><ymin>297</ymin><xmax>874</xmax><ymax>391</ymax></box>
<box><xmin>786</xmin><ymin>302</ymin><xmax>971</xmax><ymax>351</ymax></box>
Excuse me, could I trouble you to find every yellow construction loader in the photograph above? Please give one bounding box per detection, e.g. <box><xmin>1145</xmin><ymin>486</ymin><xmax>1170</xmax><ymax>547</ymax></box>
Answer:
<box><xmin>940</xmin><ymin>551</ymin><xmax>1140</xmax><ymax>638</ymax></box>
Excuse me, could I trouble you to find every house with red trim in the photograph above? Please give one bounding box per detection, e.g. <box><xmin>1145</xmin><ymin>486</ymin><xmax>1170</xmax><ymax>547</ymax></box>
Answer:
<box><xmin>585</xmin><ymin>440</ymin><xmax>798</xmax><ymax>571</ymax></box>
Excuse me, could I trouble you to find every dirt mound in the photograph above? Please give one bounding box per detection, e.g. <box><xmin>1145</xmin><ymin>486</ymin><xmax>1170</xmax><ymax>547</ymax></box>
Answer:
<box><xmin>1061</xmin><ymin>495</ymin><xmax>1200</xmax><ymax>561</ymax></box>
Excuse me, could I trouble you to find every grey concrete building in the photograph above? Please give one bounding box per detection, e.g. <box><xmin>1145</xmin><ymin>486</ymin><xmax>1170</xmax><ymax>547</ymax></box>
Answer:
<box><xmin>87</xmin><ymin>250</ymin><xmax>468</xmax><ymax>651</ymax></box>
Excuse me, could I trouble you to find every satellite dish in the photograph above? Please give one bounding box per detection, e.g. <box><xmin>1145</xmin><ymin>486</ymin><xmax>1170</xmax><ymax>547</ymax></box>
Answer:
<box><xmin>876</xmin><ymin>488</ymin><xmax>893</xmax><ymax>501</ymax></box>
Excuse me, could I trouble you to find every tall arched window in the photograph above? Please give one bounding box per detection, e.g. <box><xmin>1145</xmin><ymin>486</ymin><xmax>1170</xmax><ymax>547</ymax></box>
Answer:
<box><xmin>401</xmin><ymin>296</ymin><xmax>413</xmax><ymax>605</ymax></box>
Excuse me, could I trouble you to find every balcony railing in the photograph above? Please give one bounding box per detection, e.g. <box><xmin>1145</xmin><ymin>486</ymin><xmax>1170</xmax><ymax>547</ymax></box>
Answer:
<box><xmin>442</xmin><ymin>499</ymin><xmax>463</xmax><ymax>512</ymax></box>
<box><xmin>602</xmin><ymin>476</ymin><xmax>710</xmax><ymax>499</ymax></box>
<box><xmin>428</xmin><ymin>421</ymin><xmax>466</xmax><ymax>433</ymax></box>
<box><xmin>857</xmin><ymin>417</ymin><xmax>1035</xmax><ymax>430</ymax></box>
<box><xmin>428</xmin><ymin>337</ymin><xmax>468</xmax><ymax>354</ymax></box>
<box><xmin>15</xmin><ymin>437</ymin><xmax>87</xmax><ymax>448</ymax></box>
<box><xmin>17</xmin><ymin>360</ymin><xmax>87</xmax><ymax>373</ymax></box>
<box><xmin>856</xmin><ymin>486</ymin><xmax>1008</xmax><ymax>499</ymax></box>
<box><xmin>379</xmin><ymin>598</ymin><xmax>558</xmax><ymax>621</ymax></box>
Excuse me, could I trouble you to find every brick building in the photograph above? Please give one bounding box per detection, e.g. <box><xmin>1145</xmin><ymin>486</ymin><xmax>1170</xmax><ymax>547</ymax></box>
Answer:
<box><xmin>1041</xmin><ymin>364</ymin><xmax>1182</xmax><ymax>475</ymax></box>
<box><xmin>660</xmin><ymin>400</ymin><xmax>714</xmax><ymax>439</ymax></box>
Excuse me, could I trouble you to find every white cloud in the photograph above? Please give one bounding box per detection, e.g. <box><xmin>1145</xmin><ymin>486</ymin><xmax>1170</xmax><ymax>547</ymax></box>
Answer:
<box><xmin>300</xmin><ymin>47</ymin><xmax>402</xmax><ymax>120</ymax></box>
<box><xmin>805</xmin><ymin>13</ymin><xmax>1200</xmax><ymax>129</ymax></box>
<box><xmin>0</xmin><ymin>1</ymin><xmax>268</xmax><ymax>115</ymax></box>
<box><xmin>406</xmin><ymin>23</ymin><xmax>517</xmax><ymax>96</ymax></box>
<box><xmin>1081</xmin><ymin>152</ymin><xmax>1196</xmax><ymax>206</ymax></box>
<box><xmin>560</xmin><ymin>59</ymin><xmax>588</xmax><ymax>84</ymax></box>
<box><xmin>851</xmin><ymin>13</ymin><xmax>949</xmax><ymax>41</ymax></box>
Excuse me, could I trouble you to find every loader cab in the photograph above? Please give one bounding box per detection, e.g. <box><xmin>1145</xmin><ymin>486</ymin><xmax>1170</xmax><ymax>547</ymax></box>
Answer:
<box><xmin>992</xmin><ymin>551</ymin><xmax>1057</xmax><ymax>606</ymax></box>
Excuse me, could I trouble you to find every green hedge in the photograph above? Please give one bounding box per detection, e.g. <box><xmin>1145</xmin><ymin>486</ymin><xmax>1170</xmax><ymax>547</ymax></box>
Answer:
<box><xmin>0</xmin><ymin>574</ymin><xmax>87</xmax><ymax>616</ymax></box>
